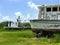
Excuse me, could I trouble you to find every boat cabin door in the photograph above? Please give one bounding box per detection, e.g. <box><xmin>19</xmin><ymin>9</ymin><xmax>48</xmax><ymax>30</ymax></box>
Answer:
<box><xmin>58</xmin><ymin>15</ymin><xmax>60</xmax><ymax>20</ymax></box>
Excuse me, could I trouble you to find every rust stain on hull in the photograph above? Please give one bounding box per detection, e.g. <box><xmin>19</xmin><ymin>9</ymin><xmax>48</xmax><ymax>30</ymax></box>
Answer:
<box><xmin>32</xmin><ymin>28</ymin><xmax>60</xmax><ymax>32</ymax></box>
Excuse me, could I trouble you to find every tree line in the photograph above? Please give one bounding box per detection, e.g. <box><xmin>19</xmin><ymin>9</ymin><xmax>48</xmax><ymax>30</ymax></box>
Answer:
<box><xmin>0</xmin><ymin>21</ymin><xmax>31</xmax><ymax>29</ymax></box>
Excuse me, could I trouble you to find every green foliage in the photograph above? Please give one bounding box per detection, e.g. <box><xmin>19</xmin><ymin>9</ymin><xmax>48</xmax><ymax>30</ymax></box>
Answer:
<box><xmin>0</xmin><ymin>21</ymin><xmax>8</xmax><ymax>28</ymax></box>
<box><xmin>2</xmin><ymin>31</ymin><xmax>35</xmax><ymax>38</ymax></box>
<box><xmin>51</xmin><ymin>34</ymin><xmax>60</xmax><ymax>43</ymax></box>
<box><xmin>23</xmin><ymin>23</ymin><xmax>31</xmax><ymax>27</ymax></box>
<box><xmin>0</xmin><ymin>21</ymin><xmax>31</xmax><ymax>29</ymax></box>
<box><xmin>0</xmin><ymin>29</ymin><xmax>35</xmax><ymax>38</ymax></box>
<box><xmin>0</xmin><ymin>29</ymin><xmax>60</xmax><ymax>45</ymax></box>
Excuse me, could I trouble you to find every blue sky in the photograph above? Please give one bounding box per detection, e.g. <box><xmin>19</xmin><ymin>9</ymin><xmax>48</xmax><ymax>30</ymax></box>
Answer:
<box><xmin>0</xmin><ymin>0</ymin><xmax>60</xmax><ymax>22</ymax></box>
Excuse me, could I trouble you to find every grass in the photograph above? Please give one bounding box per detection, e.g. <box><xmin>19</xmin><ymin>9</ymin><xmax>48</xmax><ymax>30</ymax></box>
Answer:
<box><xmin>0</xmin><ymin>29</ymin><xmax>60</xmax><ymax>45</ymax></box>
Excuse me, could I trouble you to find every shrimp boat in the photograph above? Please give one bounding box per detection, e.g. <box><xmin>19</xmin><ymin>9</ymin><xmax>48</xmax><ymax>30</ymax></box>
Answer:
<box><xmin>30</xmin><ymin>5</ymin><xmax>60</xmax><ymax>37</ymax></box>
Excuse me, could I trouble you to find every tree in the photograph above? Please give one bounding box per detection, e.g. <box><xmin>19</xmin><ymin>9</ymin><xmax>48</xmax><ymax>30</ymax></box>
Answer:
<box><xmin>0</xmin><ymin>21</ymin><xmax>12</xmax><ymax>28</ymax></box>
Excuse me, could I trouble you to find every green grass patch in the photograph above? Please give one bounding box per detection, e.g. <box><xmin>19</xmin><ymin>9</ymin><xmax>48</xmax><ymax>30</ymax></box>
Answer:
<box><xmin>0</xmin><ymin>30</ymin><xmax>35</xmax><ymax>38</ymax></box>
<box><xmin>0</xmin><ymin>29</ymin><xmax>60</xmax><ymax>45</ymax></box>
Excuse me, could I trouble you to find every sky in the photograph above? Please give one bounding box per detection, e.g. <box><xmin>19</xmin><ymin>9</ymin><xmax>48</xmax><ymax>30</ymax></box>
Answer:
<box><xmin>0</xmin><ymin>0</ymin><xmax>60</xmax><ymax>22</ymax></box>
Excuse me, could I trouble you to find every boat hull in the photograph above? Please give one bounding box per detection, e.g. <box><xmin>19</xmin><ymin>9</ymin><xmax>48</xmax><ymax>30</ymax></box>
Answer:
<box><xmin>30</xmin><ymin>20</ymin><xmax>60</xmax><ymax>32</ymax></box>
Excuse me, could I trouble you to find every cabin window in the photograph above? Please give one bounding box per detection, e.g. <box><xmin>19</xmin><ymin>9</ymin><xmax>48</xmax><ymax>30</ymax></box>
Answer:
<box><xmin>52</xmin><ymin>7</ymin><xmax>57</xmax><ymax>11</ymax></box>
<box><xmin>46</xmin><ymin>8</ymin><xmax>51</xmax><ymax>12</ymax></box>
<box><xmin>59</xmin><ymin>7</ymin><xmax>60</xmax><ymax>11</ymax></box>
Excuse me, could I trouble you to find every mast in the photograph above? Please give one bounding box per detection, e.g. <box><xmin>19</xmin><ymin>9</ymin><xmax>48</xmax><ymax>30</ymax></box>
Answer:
<box><xmin>17</xmin><ymin>16</ymin><xmax>21</xmax><ymax>27</ymax></box>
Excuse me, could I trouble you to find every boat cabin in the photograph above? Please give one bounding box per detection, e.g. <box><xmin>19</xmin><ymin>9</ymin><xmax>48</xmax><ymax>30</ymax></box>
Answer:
<box><xmin>38</xmin><ymin>5</ymin><xmax>60</xmax><ymax>20</ymax></box>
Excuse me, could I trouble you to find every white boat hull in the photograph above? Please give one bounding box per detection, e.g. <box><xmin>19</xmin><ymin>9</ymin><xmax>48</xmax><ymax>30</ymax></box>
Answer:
<box><xmin>30</xmin><ymin>20</ymin><xmax>60</xmax><ymax>31</ymax></box>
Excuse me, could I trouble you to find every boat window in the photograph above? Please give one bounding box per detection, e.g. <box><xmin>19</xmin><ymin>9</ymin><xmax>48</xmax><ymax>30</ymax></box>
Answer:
<box><xmin>46</xmin><ymin>8</ymin><xmax>51</xmax><ymax>12</ymax></box>
<box><xmin>59</xmin><ymin>7</ymin><xmax>60</xmax><ymax>11</ymax></box>
<box><xmin>58</xmin><ymin>15</ymin><xmax>60</xmax><ymax>19</ymax></box>
<box><xmin>52</xmin><ymin>7</ymin><xmax>57</xmax><ymax>11</ymax></box>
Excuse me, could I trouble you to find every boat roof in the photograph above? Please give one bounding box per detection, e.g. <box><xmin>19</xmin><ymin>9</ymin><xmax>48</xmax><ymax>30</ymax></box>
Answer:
<box><xmin>38</xmin><ymin>4</ymin><xmax>60</xmax><ymax>9</ymax></box>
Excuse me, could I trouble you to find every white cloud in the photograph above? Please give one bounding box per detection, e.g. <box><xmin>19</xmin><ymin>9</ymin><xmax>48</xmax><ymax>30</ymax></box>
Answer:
<box><xmin>0</xmin><ymin>14</ymin><xmax>12</xmax><ymax>22</ymax></box>
<box><xmin>14</xmin><ymin>12</ymin><xmax>31</xmax><ymax>22</ymax></box>
<box><xmin>14</xmin><ymin>11</ymin><xmax>38</xmax><ymax>22</ymax></box>
<box><xmin>0</xmin><ymin>13</ymin><xmax>14</xmax><ymax>22</ymax></box>
<box><xmin>24</xmin><ymin>13</ymin><xmax>31</xmax><ymax>22</ymax></box>
<box><xmin>14</xmin><ymin>12</ymin><xmax>22</xmax><ymax>17</ymax></box>
<box><xmin>27</xmin><ymin>1</ymin><xmax>38</xmax><ymax>10</ymax></box>
<box><xmin>0</xmin><ymin>14</ymin><xmax>2</xmax><ymax>17</ymax></box>
<box><xmin>14</xmin><ymin>12</ymin><xmax>25</xmax><ymax>22</ymax></box>
<box><xmin>26</xmin><ymin>13</ymin><xmax>30</xmax><ymax>20</ymax></box>
<box><xmin>2</xmin><ymin>16</ymin><xmax>13</xmax><ymax>21</ymax></box>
